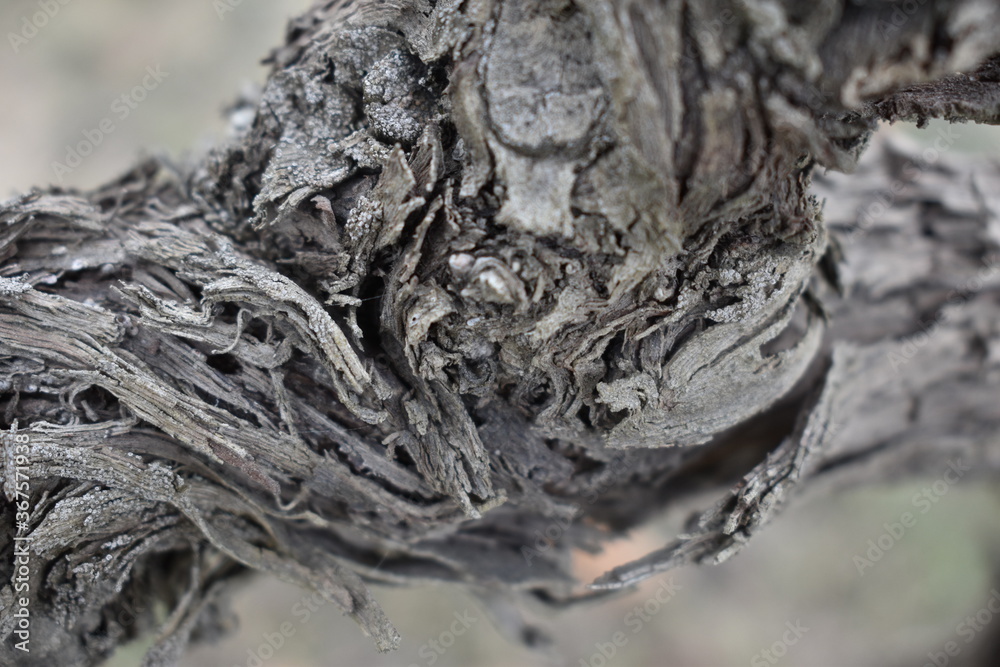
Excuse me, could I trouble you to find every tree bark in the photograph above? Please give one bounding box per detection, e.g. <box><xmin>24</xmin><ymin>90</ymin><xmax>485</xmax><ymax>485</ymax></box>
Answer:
<box><xmin>1</xmin><ymin>1</ymin><xmax>999</xmax><ymax>664</ymax></box>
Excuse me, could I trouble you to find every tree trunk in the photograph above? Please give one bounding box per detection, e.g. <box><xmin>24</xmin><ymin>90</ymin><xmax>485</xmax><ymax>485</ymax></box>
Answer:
<box><xmin>2</xmin><ymin>1</ymin><xmax>999</xmax><ymax>664</ymax></box>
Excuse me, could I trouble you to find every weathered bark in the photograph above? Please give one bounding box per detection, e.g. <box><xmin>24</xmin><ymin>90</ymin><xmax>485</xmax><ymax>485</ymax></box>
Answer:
<box><xmin>1</xmin><ymin>1</ymin><xmax>999</xmax><ymax>664</ymax></box>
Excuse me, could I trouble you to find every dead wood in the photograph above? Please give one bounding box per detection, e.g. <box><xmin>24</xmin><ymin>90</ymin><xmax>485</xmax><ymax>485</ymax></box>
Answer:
<box><xmin>1</xmin><ymin>1</ymin><xmax>999</xmax><ymax>664</ymax></box>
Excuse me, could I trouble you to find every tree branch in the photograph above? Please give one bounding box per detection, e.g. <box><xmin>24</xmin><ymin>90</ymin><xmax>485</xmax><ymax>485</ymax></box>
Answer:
<box><xmin>1</xmin><ymin>1</ymin><xmax>999</xmax><ymax>664</ymax></box>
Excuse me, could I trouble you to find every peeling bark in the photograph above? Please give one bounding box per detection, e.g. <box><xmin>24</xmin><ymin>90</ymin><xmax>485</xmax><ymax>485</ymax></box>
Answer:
<box><xmin>1</xmin><ymin>1</ymin><xmax>999</xmax><ymax>664</ymax></box>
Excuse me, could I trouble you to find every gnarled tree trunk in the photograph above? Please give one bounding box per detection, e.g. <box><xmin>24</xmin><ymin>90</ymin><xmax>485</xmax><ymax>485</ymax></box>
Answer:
<box><xmin>2</xmin><ymin>1</ymin><xmax>1000</xmax><ymax>664</ymax></box>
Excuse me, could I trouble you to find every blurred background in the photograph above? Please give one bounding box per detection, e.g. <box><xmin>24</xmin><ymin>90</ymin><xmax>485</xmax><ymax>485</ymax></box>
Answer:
<box><xmin>2</xmin><ymin>2</ymin><xmax>1000</xmax><ymax>665</ymax></box>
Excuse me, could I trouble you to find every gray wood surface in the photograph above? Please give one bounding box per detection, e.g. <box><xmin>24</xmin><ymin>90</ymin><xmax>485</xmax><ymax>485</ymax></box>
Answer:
<box><xmin>1</xmin><ymin>1</ymin><xmax>999</xmax><ymax>664</ymax></box>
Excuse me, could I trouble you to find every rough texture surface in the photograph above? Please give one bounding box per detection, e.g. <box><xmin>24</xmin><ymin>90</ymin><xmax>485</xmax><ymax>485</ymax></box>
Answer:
<box><xmin>1</xmin><ymin>1</ymin><xmax>999</xmax><ymax>664</ymax></box>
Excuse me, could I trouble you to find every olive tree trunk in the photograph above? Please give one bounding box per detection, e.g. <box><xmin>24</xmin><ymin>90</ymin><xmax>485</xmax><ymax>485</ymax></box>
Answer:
<box><xmin>2</xmin><ymin>1</ymin><xmax>1000</xmax><ymax>664</ymax></box>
